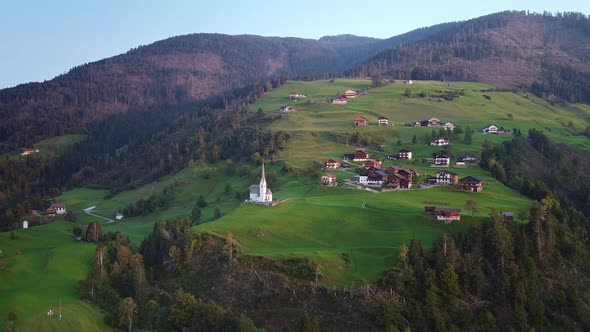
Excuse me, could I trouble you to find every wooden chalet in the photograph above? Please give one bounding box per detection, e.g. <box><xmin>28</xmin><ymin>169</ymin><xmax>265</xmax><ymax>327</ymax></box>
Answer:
<box><xmin>367</xmin><ymin>169</ymin><xmax>387</xmax><ymax>186</ymax></box>
<box><xmin>442</xmin><ymin>122</ymin><xmax>455</xmax><ymax>131</ymax></box>
<box><xmin>363</xmin><ymin>159</ymin><xmax>382</xmax><ymax>169</ymax></box>
<box><xmin>459</xmin><ymin>176</ymin><xmax>484</xmax><ymax>192</ymax></box>
<box><xmin>501</xmin><ymin>211</ymin><xmax>514</xmax><ymax>222</ymax></box>
<box><xmin>482</xmin><ymin>124</ymin><xmax>498</xmax><ymax>134</ymax></box>
<box><xmin>344</xmin><ymin>150</ymin><xmax>369</xmax><ymax>161</ymax></box>
<box><xmin>429</xmin><ymin>170</ymin><xmax>459</xmax><ymax>185</ymax></box>
<box><xmin>435</xmin><ymin>208</ymin><xmax>461</xmax><ymax>223</ymax></box>
<box><xmin>345</xmin><ymin>90</ymin><xmax>358</xmax><ymax>98</ymax></box>
<box><xmin>47</xmin><ymin>203</ymin><xmax>66</xmax><ymax>215</ymax></box>
<box><xmin>398</xmin><ymin>149</ymin><xmax>412</xmax><ymax>160</ymax></box>
<box><xmin>324</xmin><ymin>158</ymin><xmax>341</xmax><ymax>170</ymax></box>
<box><xmin>321</xmin><ymin>173</ymin><xmax>337</xmax><ymax>186</ymax></box>
<box><xmin>354</xmin><ymin>116</ymin><xmax>368</xmax><ymax>126</ymax></box>
<box><xmin>20</xmin><ymin>148</ymin><xmax>40</xmax><ymax>156</ymax></box>
<box><xmin>430</xmin><ymin>138</ymin><xmax>449</xmax><ymax>146</ymax></box>
<box><xmin>289</xmin><ymin>92</ymin><xmax>306</xmax><ymax>99</ymax></box>
<box><xmin>378</xmin><ymin>117</ymin><xmax>390</xmax><ymax>126</ymax></box>
<box><xmin>434</xmin><ymin>151</ymin><xmax>450</xmax><ymax>166</ymax></box>
<box><xmin>280</xmin><ymin>106</ymin><xmax>296</xmax><ymax>112</ymax></box>
<box><xmin>331</xmin><ymin>96</ymin><xmax>348</xmax><ymax>104</ymax></box>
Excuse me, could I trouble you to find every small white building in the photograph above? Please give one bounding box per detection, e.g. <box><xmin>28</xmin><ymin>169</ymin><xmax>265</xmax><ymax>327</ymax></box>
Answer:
<box><xmin>430</xmin><ymin>138</ymin><xmax>449</xmax><ymax>146</ymax></box>
<box><xmin>352</xmin><ymin>176</ymin><xmax>368</xmax><ymax>185</ymax></box>
<box><xmin>115</xmin><ymin>213</ymin><xmax>123</xmax><ymax>220</ymax></box>
<box><xmin>249</xmin><ymin>161</ymin><xmax>273</xmax><ymax>204</ymax></box>
<box><xmin>482</xmin><ymin>125</ymin><xmax>498</xmax><ymax>134</ymax></box>
<box><xmin>442</xmin><ymin>122</ymin><xmax>455</xmax><ymax>131</ymax></box>
<box><xmin>22</xmin><ymin>220</ymin><xmax>29</xmax><ymax>229</ymax></box>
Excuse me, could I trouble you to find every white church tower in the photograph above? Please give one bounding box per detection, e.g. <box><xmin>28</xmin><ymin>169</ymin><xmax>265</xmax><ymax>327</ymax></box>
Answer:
<box><xmin>249</xmin><ymin>160</ymin><xmax>272</xmax><ymax>204</ymax></box>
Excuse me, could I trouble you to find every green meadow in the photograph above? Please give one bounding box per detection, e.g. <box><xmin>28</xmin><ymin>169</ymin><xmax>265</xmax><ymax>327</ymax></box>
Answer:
<box><xmin>7</xmin><ymin>79</ymin><xmax>590</xmax><ymax>326</ymax></box>
<box><xmin>1</xmin><ymin>134</ymin><xmax>87</xmax><ymax>160</ymax></box>
<box><xmin>0</xmin><ymin>221</ymin><xmax>112</xmax><ymax>331</ymax></box>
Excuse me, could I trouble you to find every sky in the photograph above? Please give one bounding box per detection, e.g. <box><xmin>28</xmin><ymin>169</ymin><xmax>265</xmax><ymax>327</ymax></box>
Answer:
<box><xmin>1</xmin><ymin>0</ymin><xmax>589</xmax><ymax>89</ymax></box>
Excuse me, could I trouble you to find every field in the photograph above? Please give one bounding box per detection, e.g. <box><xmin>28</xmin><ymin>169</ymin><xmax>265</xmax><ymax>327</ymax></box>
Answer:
<box><xmin>194</xmin><ymin>79</ymin><xmax>566</xmax><ymax>285</ymax></box>
<box><xmin>1</xmin><ymin>134</ymin><xmax>87</xmax><ymax>160</ymax></box>
<box><xmin>8</xmin><ymin>79</ymin><xmax>589</xmax><ymax>326</ymax></box>
<box><xmin>0</xmin><ymin>221</ymin><xmax>112</xmax><ymax>331</ymax></box>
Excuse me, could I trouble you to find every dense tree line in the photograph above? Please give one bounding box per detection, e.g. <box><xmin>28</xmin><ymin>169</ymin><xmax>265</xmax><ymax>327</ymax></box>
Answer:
<box><xmin>353</xmin><ymin>11</ymin><xmax>590</xmax><ymax>102</ymax></box>
<box><xmin>0</xmin><ymin>79</ymin><xmax>290</xmax><ymax>229</ymax></box>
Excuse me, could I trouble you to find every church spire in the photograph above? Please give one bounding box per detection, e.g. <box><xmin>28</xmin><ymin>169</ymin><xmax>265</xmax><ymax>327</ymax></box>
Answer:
<box><xmin>260</xmin><ymin>159</ymin><xmax>267</xmax><ymax>185</ymax></box>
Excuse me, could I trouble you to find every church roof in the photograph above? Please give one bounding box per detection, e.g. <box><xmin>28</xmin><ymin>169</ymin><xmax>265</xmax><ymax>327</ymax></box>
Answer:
<box><xmin>266</xmin><ymin>188</ymin><xmax>272</xmax><ymax>194</ymax></box>
<box><xmin>249</xmin><ymin>185</ymin><xmax>259</xmax><ymax>194</ymax></box>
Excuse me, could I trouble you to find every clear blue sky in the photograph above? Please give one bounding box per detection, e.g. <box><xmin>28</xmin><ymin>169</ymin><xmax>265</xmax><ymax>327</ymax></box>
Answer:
<box><xmin>1</xmin><ymin>0</ymin><xmax>588</xmax><ymax>89</ymax></box>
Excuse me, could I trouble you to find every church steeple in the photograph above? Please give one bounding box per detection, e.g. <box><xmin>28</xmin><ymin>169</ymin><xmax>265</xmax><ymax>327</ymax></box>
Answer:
<box><xmin>260</xmin><ymin>160</ymin><xmax>267</xmax><ymax>186</ymax></box>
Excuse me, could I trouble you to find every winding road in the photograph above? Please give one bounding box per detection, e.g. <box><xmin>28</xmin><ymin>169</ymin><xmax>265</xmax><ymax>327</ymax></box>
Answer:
<box><xmin>83</xmin><ymin>206</ymin><xmax>114</xmax><ymax>223</ymax></box>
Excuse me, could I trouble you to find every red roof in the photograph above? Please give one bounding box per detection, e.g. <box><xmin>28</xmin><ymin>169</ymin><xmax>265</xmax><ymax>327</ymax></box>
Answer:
<box><xmin>354</xmin><ymin>116</ymin><xmax>368</xmax><ymax>122</ymax></box>
<box><xmin>324</xmin><ymin>173</ymin><xmax>336</xmax><ymax>179</ymax></box>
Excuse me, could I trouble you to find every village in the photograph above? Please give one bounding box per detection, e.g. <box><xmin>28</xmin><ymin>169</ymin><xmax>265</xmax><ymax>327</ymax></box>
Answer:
<box><xmin>277</xmin><ymin>88</ymin><xmax>514</xmax><ymax>223</ymax></box>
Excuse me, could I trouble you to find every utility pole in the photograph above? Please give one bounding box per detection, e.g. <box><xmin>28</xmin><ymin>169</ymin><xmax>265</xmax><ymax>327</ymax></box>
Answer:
<box><xmin>59</xmin><ymin>299</ymin><xmax>62</xmax><ymax>320</ymax></box>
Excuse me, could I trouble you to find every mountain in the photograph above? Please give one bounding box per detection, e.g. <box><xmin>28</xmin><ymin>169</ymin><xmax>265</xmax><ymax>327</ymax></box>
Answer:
<box><xmin>357</xmin><ymin>11</ymin><xmax>590</xmax><ymax>102</ymax></box>
<box><xmin>0</xmin><ymin>25</ymin><xmax>453</xmax><ymax>153</ymax></box>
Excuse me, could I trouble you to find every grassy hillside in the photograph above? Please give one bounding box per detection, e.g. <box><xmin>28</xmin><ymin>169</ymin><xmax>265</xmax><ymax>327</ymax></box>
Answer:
<box><xmin>0</xmin><ymin>221</ymin><xmax>111</xmax><ymax>331</ymax></box>
<box><xmin>194</xmin><ymin>79</ymin><xmax>577</xmax><ymax>285</ymax></box>
<box><xmin>48</xmin><ymin>79</ymin><xmax>590</xmax><ymax>286</ymax></box>
<box><xmin>1</xmin><ymin>134</ymin><xmax>87</xmax><ymax>160</ymax></box>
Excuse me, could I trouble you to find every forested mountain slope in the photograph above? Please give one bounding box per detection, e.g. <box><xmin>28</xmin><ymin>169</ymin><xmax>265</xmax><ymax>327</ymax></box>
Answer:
<box><xmin>0</xmin><ymin>25</ymin><xmax>454</xmax><ymax>152</ymax></box>
<box><xmin>357</xmin><ymin>11</ymin><xmax>590</xmax><ymax>102</ymax></box>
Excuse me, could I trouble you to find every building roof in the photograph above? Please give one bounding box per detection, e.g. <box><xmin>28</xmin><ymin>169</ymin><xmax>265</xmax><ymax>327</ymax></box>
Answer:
<box><xmin>378</xmin><ymin>116</ymin><xmax>389</xmax><ymax>120</ymax></box>
<box><xmin>325</xmin><ymin>158</ymin><xmax>340</xmax><ymax>163</ymax></box>
<box><xmin>399</xmin><ymin>149</ymin><xmax>411</xmax><ymax>153</ymax></box>
<box><xmin>324</xmin><ymin>173</ymin><xmax>336</xmax><ymax>179</ymax></box>
<box><xmin>437</xmin><ymin>170</ymin><xmax>458</xmax><ymax>176</ymax></box>
<box><xmin>266</xmin><ymin>188</ymin><xmax>272</xmax><ymax>194</ymax></box>
<box><xmin>460</xmin><ymin>175</ymin><xmax>483</xmax><ymax>183</ymax></box>
<box><xmin>354</xmin><ymin>116</ymin><xmax>368</xmax><ymax>121</ymax></box>
<box><xmin>435</xmin><ymin>152</ymin><xmax>450</xmax><ymax>158</ymax></box>
<box><xmin>501</xmin><ymin>211</ymin><xmax>514</xmax><ymax>217</ymax></box>
<box><xmin>249</xmin><ymin>185</ymin><xmax>259</xmax><ymax>194</ymax></box>
<box><xmin>49</xmin><ymin>203</ymin><xmax>65</xmax><ymax>209</ymax></box>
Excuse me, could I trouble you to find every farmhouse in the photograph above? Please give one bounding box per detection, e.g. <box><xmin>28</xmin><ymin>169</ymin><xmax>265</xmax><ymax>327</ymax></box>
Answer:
<box><xmin>459</xmin><ymin>153</ymin><xmax>478</xmax><ymax>162</ymax></box>
<box><xmin>482</xmin><ymin>125</ymin><xmax>498</xmax><ymax>134</ymax></box>
<box><xmin>431</xmin><ymin>170</ymin><xmax>459</xmax><ymax>185</ymax></box>
<box><xmin>289</xmin><ymin>92</ymin><xmax>306</xmax><ymax>99</ymax></box>
<box><xmin>378</xmin><ymin>117</ymin><xmax>391</xmax><ymax>126</ymax></box>
<box><xmin>344</xmin><ymin>150</ymin><xmax>369</xmax><ymax>161</ymax></box>
<box><xmin>434</xmin><ymin>152</ymin><xmax>450</xmax><ymax>166</ymax></box>
<box><xmin>354</xmin><ymin>116</ymin><xmax>368</xmax><ymax>126</ymax></box>
<box><xmin>331</xmin><ymin>96</ymin><xmax>348</xmax><ymax>104</ymax></box>
<box><xmin>20</xmin><ymin>148</ymin><xmax>40</xmax><ymax>156</ymax></box>
<box><xmin>501</xmin><ymin>211</ymin><xmax>514</xmax><ymax>222</ymax></box>
<box><xmin>324</xmin><ymin>159</ymin><xmax>341</xmax><ymax>169</ymax></box>
<box><xmin>249</xmin><ymin>161</ymin><xmax>272</xmax><ymax>204</ymax></box>
<box><xmin>321</xmin><ymin>173</ymin><xmax>337</xmax><ymax>186</ymax></box>
<box><xmin>435</xmin><ymin>208</ymin><xmax>462</xmax><ymax>223</ymax></box>
<box><xmin>430</xmin><ymin>138</ymin><xmax>449</xmax><ymax>146</ymax></box>
<box><xmin>345</xmin><ymin>90</ymin><xmax>358</xmax><ymax>98</ymax></box>
<box><xmin>279</xmin><ymin>106</ymin><xmax>296</xmax><ymax>112</ymax></box>
<box><xmin>442</xmin><ymin>122</ymin><xmax>455</xmax><ymax>131</ymax></box>
<box><xmin>352</xmin><ymin>175</ymin><xmax>368</xmax><ymax>185</ymax></box>
<box><xmin>367</xmin><ymin>170</ymin><xmax>387</xmax><ymax>186</ymax></box>
<box><xmin>424</xmin><ymin>117</ymin><xmax>441</xmax><ymax>127</ymax></box>
<box><xmin>363</xmin><ymin>159</ymin><xmax>382</xmax><ymax>169</ymax></box>
<box><xmin>459</xmin><ymin>176</ymin><xmax>484</xmax><ymax>192</ymax></box>
<box><xmin>398</xmin><ymin>149</ymin><xmax>412</xmax><ymax>160</ymax></box>
<box><xmin>47</xmin><ymin>203</ymin><xmax>67</xmax><ymax>215</ymax></box>
<box><xmin>387</xmin><ymin>173</ymin><xmax>412</xmax><ymax>189</ymax></box>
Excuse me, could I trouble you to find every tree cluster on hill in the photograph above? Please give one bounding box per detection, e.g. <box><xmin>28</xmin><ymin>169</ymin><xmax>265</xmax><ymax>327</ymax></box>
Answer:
<box><xmin>0</xmin><ymin>80</ymin><xmax>290</xmax><ymax>229</ymax></box>
<box><xmin>354</xmin><ymin>11</ymin><xmax>590</xmax><ymax>103</ymax></box>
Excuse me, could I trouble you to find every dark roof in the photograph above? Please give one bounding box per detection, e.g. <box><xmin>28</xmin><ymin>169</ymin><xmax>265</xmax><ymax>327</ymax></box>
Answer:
<box><xmin>435</xmin><ymin>152</ymin><xmax>449</xmax><ymax>158</ymax></box>
<box><xmin>460</xmin><ymin>176</ymin><xmax>483</xmax><ymax>183</ymax></box>
<box><xmin>438</xmin><ymin>170</ymin><xmax>458</xmax><ymax>176</ymax></box>
<box><xmin>399</xmin><ymin>149</ymin><xmax>411</xmax><ymax>153</ymax></box>
<box><xmin>378</xmin><ymin>116</ymin><xmax>389</xmax><ymax>120</ymax></box>
<box><xmin>501</xmin><ymin>211</ymin><xmax>514</xmax><ymax>217</ymax></box>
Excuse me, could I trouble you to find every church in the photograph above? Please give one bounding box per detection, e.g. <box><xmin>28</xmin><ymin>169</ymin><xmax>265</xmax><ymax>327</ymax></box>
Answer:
<box><xmin>249</xmin><ymin>161</ymin><xmax>272</xmax><ymax>204</ymax></box>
